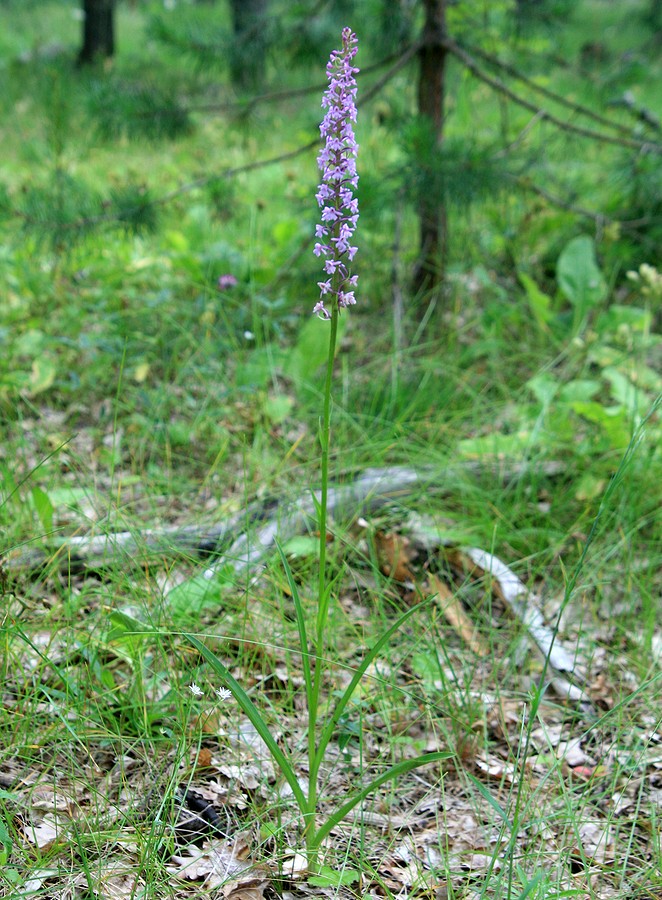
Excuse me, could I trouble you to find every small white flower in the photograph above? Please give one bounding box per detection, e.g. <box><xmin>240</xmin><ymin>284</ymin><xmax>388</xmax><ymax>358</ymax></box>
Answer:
<box><xmin>216</xmin><ymin>687</ymin><xmax>232</xmax><ymax>701</ymax></box>
<box><xmin>189</xmin><ymin>683</ymin><xmax>204</xmax><ymax>697</ymax></box>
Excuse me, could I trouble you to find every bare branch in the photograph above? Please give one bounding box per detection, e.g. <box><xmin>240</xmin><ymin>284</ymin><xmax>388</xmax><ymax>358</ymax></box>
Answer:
<box><xmin>9</xmin><ymin>43</ymin><xmax>421</xmax><ymax>234</ymax></box>
<box><xmin>443</xmin><ymin>37</ymin><xmax>662</xmax><ymax>155</ymax></box>
<box><xmin>461</xmin><ymin>40</ymin><xmax>638</xmax><ymax>139</ymax></box>
<box><xmin>515</xmin><ymin>175</ymin><xmax>662</xmax><ymax>231</ymax></box>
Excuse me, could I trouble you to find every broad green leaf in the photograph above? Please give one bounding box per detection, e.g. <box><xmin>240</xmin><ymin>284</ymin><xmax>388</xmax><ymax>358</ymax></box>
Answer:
<box><xmin>596</xmin><ymin>304</ymin><xmax>651</xmax><ymax>334</ymax></box>
<box><xmin>570</xmin><ymin>401</ymin><xmax>631</xmax><ymax>449</ymax></box>
<box><xmin>272</xmin><ymin>218</ymin><xmax>300</xmax><ymax>246</ymax></box>
<box><xmin>284</xmin><ymin>314</ymin><xmax>346</xmax><ymax>386</ymax></box>
<box><xmin>282</xmin><ymin>535</ymin><xmax>319</xmax><ymax>558</ymax></box>
<box><xmin>47</xmin><ymin>487</ymin><xmax>90</xmax><ymax>509</ymax></box>
<box><xmin>308</xmin><ymin>866</ymin><xmax>360</xmax><ymax>888</ymax></box>
<box><xmin>29</xmin><ymin>358</ymin><xmax>57</xmax><ymax>396</ymax></box>
<box><xmin>557</xmin><ymin>235</ymin><xmax>607</xmax><ymax>314</ymax></box>
<box><xmin>167</xmin><ymin>570</ymin><xmax>234</xmax><ymax>624</ymax></box>
<box><xmin>574</xmin><ymin>473</ymin><xmax>606</xmax><ymax>501</ymax></box>
<box><xmin>263</xmin><ymin>393</ymin><xmax>294</xmax><ymax>424</ymax></box>
<box><xmin>133</xmin><ymin>362</ymin><xmax>150</xmax><ymax>383</ymax></box>
<box><xmin>558</xmin><ymin>379</ymin><xmax>601</xmax><ymax>402</ymax></box>
<box><xmin>603</xmin><ymin>367</ymin><xmax>648</xmax><ymax>415</ymax></box>
<box><xmin>15</xmin><ymin>329</ymin><xmax>46</xmax><ymax>356</ymax></box>
<box><xmin>108</xmin><ymin>610</ymin><xmax>151</xmax><ymax>641</ymax></box>
<box><xmin>411</xmin><ymin>651</ymin><xmax>442</xmax><ymax>689</ymax></box>
<box><xmin>527</xmin><ymin>372</ymin><xmax>558</xmax><ymax>407</ymax></box>
<box><xmin>164</xmin><ymin>230</ymin><xmax>189</xmax><ymax>252</ymax></box>
<box><xmin>459</xmin><ymin>431</ymin><xmax>533</xmax><ymax>458</ymax></box>
<box><xmin>235</xmin><ymin>349</ymin><xmax>275</xmax><ymax>388</ymax></box>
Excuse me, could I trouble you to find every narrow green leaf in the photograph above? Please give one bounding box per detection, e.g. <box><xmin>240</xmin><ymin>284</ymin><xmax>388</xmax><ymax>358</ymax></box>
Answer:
<box><xmin>515</xmin><ymin>872</ymin><xmax>544</xmax><ymax>900</ymax></box>
<box><xmin>465</xmin><ymin>772</ymin><xmax>512</xmax><ymax>829</ymax></box>
<box><xmin>315</xmin><ymin>596</ymin><xmax>436</xmax><ymax>768</ymax></box>
<box><xmin>30</xmin><ymin>486</ymin><xmax>53</xmax><ymax>534</ymax></box>
<box><xmin>311</xmin><ymin>751</ymin><xmax>451</xmax><ymax>848</ymax></box>
<box><xmin>183</xmin><ymin>633</ymin><xmax>307</xmax><ymax>812</ymax></box>
<box><xmin>275</xmin><ymin>539</ymin><xmax>312</xmax><ymax>700</ymax></box>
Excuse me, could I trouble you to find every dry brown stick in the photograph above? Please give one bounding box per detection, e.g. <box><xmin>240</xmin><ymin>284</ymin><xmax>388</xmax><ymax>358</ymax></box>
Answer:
<box><xmin>4</xmin><ymin>462</ymin><xmax>564</xmax><ymax>575</ymax></box>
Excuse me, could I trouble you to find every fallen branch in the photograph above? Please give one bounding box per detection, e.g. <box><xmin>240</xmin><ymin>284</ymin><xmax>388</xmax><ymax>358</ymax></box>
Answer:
<box><xmin>449</xmin><ymin>547</ymin><xmax>592</xmax><ymax>710</ymax></box>
<box><xmin>5</xmin><ymin>462</ymin><xmax>563</xmax><ymax>575</ymax></box>
<box><xmin>4</xmin><ymin>461</ymin><xmax>591</xmax><ymax>708</ymax></box>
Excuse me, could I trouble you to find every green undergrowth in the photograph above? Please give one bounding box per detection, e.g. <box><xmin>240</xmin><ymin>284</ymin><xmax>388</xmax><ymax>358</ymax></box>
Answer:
<box><xmin>0</xmin><ymin>2</ymin><xmax>661</xmax><ymax>897</ymax></box>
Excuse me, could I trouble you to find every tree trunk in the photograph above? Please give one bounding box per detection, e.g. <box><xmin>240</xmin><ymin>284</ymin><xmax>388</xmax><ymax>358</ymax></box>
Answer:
<box><xmin>412</xmin><ymin>0</ymin><xmax>448</xmax><ymax>297</ymax></box>
<box><xmin>228</xmin><ymin>0</ymin><xmax>268</xmax><ymax>92</ymax></box>
<box><xmin>78</xmin><ymin>0</ymin><xmax>115</xmax><ymax>66</ymax></box>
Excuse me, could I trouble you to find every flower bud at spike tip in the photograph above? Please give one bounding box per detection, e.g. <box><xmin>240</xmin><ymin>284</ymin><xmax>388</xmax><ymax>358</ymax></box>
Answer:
<box><xmin>313</xmin><ymin>28</ymin><xmax>359</xmax><ymax>319</ymax></box>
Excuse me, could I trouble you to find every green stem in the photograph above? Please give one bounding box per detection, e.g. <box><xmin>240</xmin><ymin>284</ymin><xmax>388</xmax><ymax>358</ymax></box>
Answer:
<box><xmin>305</xmin><ymin>299</ymin><xmax>339</xmax><ymax>863</ymax></box>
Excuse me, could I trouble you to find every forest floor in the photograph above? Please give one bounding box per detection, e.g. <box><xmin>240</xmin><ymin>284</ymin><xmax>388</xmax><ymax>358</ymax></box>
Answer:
<box><xmin>1</xmin><ymin>2</ymin><xmax>661</xmax><ymax>899</ymax></box>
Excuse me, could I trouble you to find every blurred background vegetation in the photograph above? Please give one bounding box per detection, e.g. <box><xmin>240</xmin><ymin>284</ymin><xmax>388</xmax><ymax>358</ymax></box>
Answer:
<box><xmin>0</xmin><ymin>9</ymin><xmax>660</xmax><ymax>893</ymax></box>
<box><xmin>0</xmin><ymin>0</ymin><xmax>660</xmax><ymax>527</ymax></box>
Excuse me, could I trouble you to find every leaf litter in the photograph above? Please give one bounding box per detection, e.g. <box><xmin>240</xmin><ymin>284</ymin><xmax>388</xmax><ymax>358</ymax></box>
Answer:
<box><xmin>1</xmin><ymin>468</ymin><xmax>661</xmax><ymax>899</ymax></box>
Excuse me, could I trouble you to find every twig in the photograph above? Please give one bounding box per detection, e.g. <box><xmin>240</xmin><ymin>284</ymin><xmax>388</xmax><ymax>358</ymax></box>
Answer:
<box><xmin>516</xmin><ymin>176</ymin><xmax>662</xmax><ymax>230</ymax></box>
<box><xmin>443</xmin><ymin>37</ymin><xmax>662</xmax><ymax>155</ymax></box>
<box><xmin>185</xmin><ymin>47</ymin><xmax>416</xmax><ymax>115</ymax></box>
<box><xmin>461</xmin><ymin>40</ymin><xmax>638</xmax><ymax>139</ymax></box>
<box><xmin>10</xmin><ymin>43</ymin><xmax>420</xmax><ymax>234</ymax></box>
<box><xmin>4</xmin><ymin>463</ymin><xmax>564</xmax><ymax>575</ymax></box>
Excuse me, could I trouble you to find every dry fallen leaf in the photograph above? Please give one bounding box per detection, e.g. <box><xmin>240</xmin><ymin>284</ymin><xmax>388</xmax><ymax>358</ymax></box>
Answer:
<box><xmin>195</xmin><ymin>747</ymin><xmax>214</xmax><ymax>769</ymax></box>
<box><xmin>375</xmin><ymin>530</ymin><xmax>415</xmax><ymax>582</ymax></box>
<box><xmin>429</xmin><ymin>574</ymin><xmax>489</xmax><ymax>657</ymax></box>
<box><xmin>23</xmin><ymin>816</ymin><xmax>62</xmax><ymax>850</ymax></box>
<box><xmin>168</xmin><ymin>836</ymin><xmax>268</xmax><ymax>896</ymax></box>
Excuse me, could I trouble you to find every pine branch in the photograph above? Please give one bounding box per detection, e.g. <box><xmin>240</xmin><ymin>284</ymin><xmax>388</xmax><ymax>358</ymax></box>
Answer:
<box><xmin>461</xmin><ymin>40</ymin><xmax>638</xmax><ymax>139</ymax></box>
<box><xmin>443</xmin><ymin>37</ymin><xmax>662</xmax><ymax>155</ymax></box>
<box><xmin>514</xmin><ymin>175</ymin><xmax>609</xmax><ymax>224</ymax></box>
<box><xmin>7</xmin><ymin>43</ymin><xmax>418</xmax><ymax>236</ymax></box>
<box><xmin>516</xmin><ymin>175</ymin><xmax>662</xmax><ymax>232</ymax></box>
<box><xmin>185</xmin><ymin>47</ymin><xmax>416</xmax><ymax>115</ymax></box>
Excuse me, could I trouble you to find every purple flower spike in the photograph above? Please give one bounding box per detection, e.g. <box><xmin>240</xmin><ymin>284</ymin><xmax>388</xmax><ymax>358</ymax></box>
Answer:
<box><xmin>313</xmin><ymin>28</ymin><xmax>359</xmax><ymax>319</ymax></box>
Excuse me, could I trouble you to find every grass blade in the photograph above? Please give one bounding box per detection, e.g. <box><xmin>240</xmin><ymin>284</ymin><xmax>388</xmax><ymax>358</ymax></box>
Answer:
<box><xmin>184</xmin><ymin>633</ymin><xmax>308</xmax><ymax>811</ymax></box>
<box><xmin>311</xmin><ymin>751</ymin><xmax>451</xmax><ymax>849</ymax></box>
<box><xmin>275</xmin><ymin>538</ymin><xmax>313</xmax><ymax>701</ymax></box>
<box><xmin>315</xmin><ymin>594</ymin><xmax>436</xmax><ymax>768</ymax></box>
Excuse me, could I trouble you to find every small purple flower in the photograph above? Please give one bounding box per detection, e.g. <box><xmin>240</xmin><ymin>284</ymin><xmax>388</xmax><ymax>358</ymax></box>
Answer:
<box><xmin>217</xmin><ymin>274</ymin><xmax>238</xmax><ymax>291</ymax></box>
<box><xmin>313</xmin><ymin>28</ymin><xmax>359</xmax><ymax>319</ymax></box>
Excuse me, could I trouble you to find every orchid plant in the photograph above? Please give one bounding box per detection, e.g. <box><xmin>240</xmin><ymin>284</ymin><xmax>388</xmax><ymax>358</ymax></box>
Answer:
<box><xmin>184</xmin><ymin>28</ymin><xmax>448</xmax><ymax>872</ymax></box>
